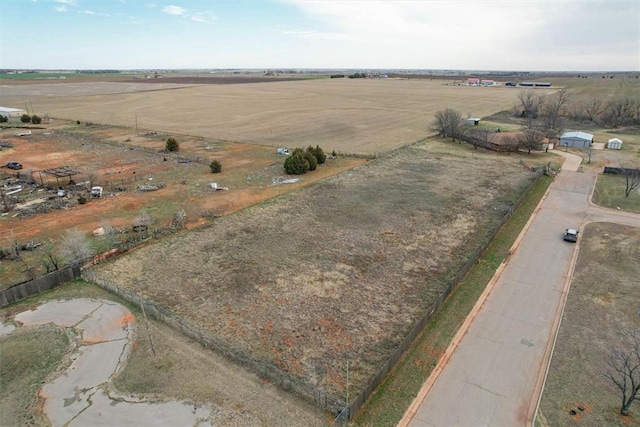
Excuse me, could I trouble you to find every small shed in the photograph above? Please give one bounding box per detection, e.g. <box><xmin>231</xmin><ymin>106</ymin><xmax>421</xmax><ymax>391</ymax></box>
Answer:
<box><xmin>466</xmin><ymin>118</ymin><xmax>481</xmax><ymax>126</ymax></box>
<box><xmin>607</xmin><ymin>137</ymin><xmax>622</xmax><ymax>150</ymax></box>
<box><xmin>559</xmin><ymin>131</ymin><xmax>593</xmax><ymax>148</ymax></box>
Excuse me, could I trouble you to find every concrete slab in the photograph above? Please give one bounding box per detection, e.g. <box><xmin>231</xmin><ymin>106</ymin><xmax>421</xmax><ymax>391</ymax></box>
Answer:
<box><xmin>6</xmin><ymin>298</ymin><xmax>215</xmax><ymax>425</ymax></box>
<box><xmin>15</xmin><ymin>299</ymin><xmax>103</xmax><ymax>327</ymax></box>
<box><xmin>41</xmin><ymin>340</ymin><xmax>128</xmax><ymax>426</ymax></box>
<box><xmin>77</xmin><ymin>301</ymin><xmax>133</xmax><ymax>343</ymax></box>
<box><xmin>70</xmin><ymin>390</ymin><xmax>211</xmax><ymax>427</ymax></box>
<box><xmin>0</xmin><ymin>319</ymin><xmax>16</xmax><ymax>336</ymax></box>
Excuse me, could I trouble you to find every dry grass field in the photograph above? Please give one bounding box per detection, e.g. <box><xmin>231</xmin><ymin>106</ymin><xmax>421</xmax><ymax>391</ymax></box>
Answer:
<box><xmin>90</xmin><ymin>140</ymin><xmax>539</xmax><ymax>401</ymax></box>
<box><xmin>1</xmin><ymin>77</ymin><xmax>548</xmax><ymax>154</ymax></box>
<box><xmin>536</xmin><ymin>222</ymin><xmax>640</xmax><ymax>426</ymax></box>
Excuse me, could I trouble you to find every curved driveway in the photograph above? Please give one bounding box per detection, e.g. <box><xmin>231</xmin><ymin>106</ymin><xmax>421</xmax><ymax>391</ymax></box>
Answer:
<box><xmin>401</xmin><ymin>150</ymin><xmax>640</xmax><ymax>426</ymax></box>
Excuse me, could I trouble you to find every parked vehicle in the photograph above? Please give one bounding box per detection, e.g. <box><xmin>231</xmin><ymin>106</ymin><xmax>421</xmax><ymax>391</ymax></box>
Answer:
<box><xmin>6</xmin><ymin>162</ymin><xmax>23</xmax><ymax>170</ymax></box>
<box><xmin>277</xmin><ymin>148</ymin><xmax>290</xmax><ymax>155</ymax></box>
<box><xmin>563</xmin><ymin>228</ymin><xmax>579</xmax><ymax>242</ymax></box>
<box><xmin>91</xmin><ymin>186</ymin><xmax>103</xmax><ymax>197</ymax></box>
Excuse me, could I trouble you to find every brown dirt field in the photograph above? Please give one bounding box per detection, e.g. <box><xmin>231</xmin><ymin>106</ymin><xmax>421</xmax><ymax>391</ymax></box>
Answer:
<box><xmin>1</xmin><ymin>78</ymin><xmax>554</xmax><ymax>155</ymax></box>
<box><xmin>90</xmin><ymin>141</ymin><xmax>539</xmax><ymax>402</ymax></box>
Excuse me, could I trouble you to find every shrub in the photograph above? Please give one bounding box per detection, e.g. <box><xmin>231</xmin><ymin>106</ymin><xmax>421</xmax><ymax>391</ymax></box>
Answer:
<box><xmin>284</xmin><ymin>149</ymin><xmax>310</xmax><ymax>175</ymax></box>
<box><xmin>77</xmin><ymin>196</ymin><xmax>87</xmax><ymax>204</ymax></box>
<box><xmin>165</xmin><ymin>137</ymin><xmax>179</xmax><ymax>152</ymax></box>
<box><xmin>0</xmin><ymin>115</ymin><xmax>7</xmax><ymax>123</ymax></box>
<box><xmin>209</xmin><ymin>160</ymin><xmax>222</xmax><ymax>173</ymax></box>
<box><xmin>308</xmin><ymin>145</ymin><xmax>326</xmax><ymax>164</ymax></box>
<box><xmin>21</xmin><ymin>114</ymin><xmax>31</xmax><ymax>123</ymax></box>
<box><xmin>304</xmin><ymin>149</ymin><xmax>318</xmax><ymax>171</ymax></box>
<box><xmin>31</xmin><ymin>115</ymin><xmax>41</xmax><ymax>124</ymax></box>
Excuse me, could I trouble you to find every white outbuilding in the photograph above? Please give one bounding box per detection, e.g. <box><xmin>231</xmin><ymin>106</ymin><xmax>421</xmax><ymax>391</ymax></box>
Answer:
<box><xmin>559</xmin><ymin>131</ymin><xmax>593</xmax><ymax>148</ymax></box>
<box><xmin>607</xmin><ymin>137</ymin><xmax>623</xmax><ymax>150</ymax></box>
<box><xmin>0</xmin><ymin>106</ymin><xmax>27</xmax><ymax>119</ymax></box>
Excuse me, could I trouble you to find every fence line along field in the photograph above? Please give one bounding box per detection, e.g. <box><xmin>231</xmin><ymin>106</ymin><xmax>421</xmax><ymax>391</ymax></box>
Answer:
<box><xmin>1</xmin><ymin>78</ymin><xmax>551</xmax><ymax>154</ymax></box>
<box><xmin>90</xmin><ymin>140</ymin><xmax>540</xmax><ymax>403</ymax></box>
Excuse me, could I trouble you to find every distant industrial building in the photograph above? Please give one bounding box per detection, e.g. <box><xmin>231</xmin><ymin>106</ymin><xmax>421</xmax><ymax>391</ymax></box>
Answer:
<box><xmin>0</xmin><ymin>106</ymin><xmax>27</xmax><ymax>119</ymax></box>
<box><xmin>480</xmin><ymin>79</ymin><xmax>495</xmax><ymax>86</ymax></box>
<box><xmin>467</xmin><ymin>78</ymin><xmax>480</xmax><ymax>86</ymax></box>
<box><xmin>519</xmin><ymin>82</ymin><xmax>552</xmax><ymax>87</ymax></box>
<box><xmin>560</xmin><ymin>131</ymin><xmax>593</xmax><ymax>148</ymax></box>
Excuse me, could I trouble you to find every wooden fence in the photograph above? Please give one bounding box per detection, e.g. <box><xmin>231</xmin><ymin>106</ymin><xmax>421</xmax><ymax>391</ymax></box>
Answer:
<box><xmin>0</xmin><ymin>266</ymin><xmax>81</xmax><ymax>307</ymax></box>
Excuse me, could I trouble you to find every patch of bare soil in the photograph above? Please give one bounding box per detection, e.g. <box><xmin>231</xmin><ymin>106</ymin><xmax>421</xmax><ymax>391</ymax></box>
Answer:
<box><xmin>92</xmin><ymin>142</ymin><xmax>537</xmax><ymax>401</ymax></box>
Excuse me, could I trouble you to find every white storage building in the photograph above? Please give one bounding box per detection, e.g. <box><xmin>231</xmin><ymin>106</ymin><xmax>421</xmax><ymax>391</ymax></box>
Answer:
<box><xmin>0</xmin><ymin>107</ymin><xmax>27</xmax><ymax>119</ymax></box>
<box><xmin>559</xmin><ymin>131</ymin><xmax>593</xmax><ymax>148</ymax></box>
<box><xmin>607</xmin><ymin>137</ymin><xmax>622</xmax><ymax>150</ymax></box>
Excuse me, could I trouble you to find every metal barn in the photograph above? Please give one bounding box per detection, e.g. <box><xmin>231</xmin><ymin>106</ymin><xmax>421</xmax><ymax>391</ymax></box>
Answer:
<box><xmin>559</xmin><ymin>131</ymin><xmax>593</xmax><ymax>148</ymax></box>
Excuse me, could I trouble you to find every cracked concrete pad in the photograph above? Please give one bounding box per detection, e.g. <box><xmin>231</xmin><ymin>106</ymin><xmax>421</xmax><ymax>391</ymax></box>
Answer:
<box><xmin>76</xmin><ymin>301</ymin><xmax>134</xmax><ymax>343</ymax></box>
<box><xmin>0</xmin><ymin>320</ymin><xmax>16</xmax><ymax>336</ymax></box>
<box><xmin>15</xmin><ymin>299</ymin><xmax>104</xmax><ymax>328</ymax></box>
<box><xmin>70</xmin><ymin>390</ymin><xmax>211</xmax><ymax>427</ymax></box>
<box><xmin>41</xmin><ymin>340</ymin><xmax>129</xmax><ymax>427</ymax></box>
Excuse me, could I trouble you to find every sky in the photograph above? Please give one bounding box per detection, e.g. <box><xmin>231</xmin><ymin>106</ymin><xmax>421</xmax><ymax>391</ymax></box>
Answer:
<box><xmin>1</xmin><ymin>0</ymin><xmax>639</xmax><ymax>72</ymax></box>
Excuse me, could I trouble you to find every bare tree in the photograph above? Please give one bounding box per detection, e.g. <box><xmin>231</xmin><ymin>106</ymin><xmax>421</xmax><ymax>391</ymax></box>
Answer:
<box><xmin>518</xmin><ymin>130</ymin><xmax>545</xmax><ymax>154</ymax></box>
<box><xmin>41</xmin><ymin>247</ymin><xmax>61</xmax><ymax>273</ymax></box>
<box><xmin>583</xmin><ymin>96</ymin><xmax>606</xmax><ymax>123</ymax></box>
<box><xmin>501</xmin><ymin>135</ymin><xmax>519</xmax><ymax>153</ymax></box>
<box><xmin>622</xmin><ymin>168</ymin><xmax>640</xmax><ymax>198</ymax></box>
<box><xmin>60</xmin><ymin>228</ymin><xmax>94</xmax><ymax>266</ymax></box>
<box><xmin>602</xmin><ymin>96</ymin><xmax>638</xmax><ymax>127</ymax></box>
<box><xmin>604</xmin><ymin>331</ymin><xmax>640</xmax><ymax>416</ymax></box>
<box><xmin>540</xmin><ymin>88</ymin><xmax>570</xmax><ymax>137</ymax></box>
<box><xmin>430</xmin><ymin>108</ymin><xmax>465</xmax><ymax>142</ymax></box>
<box><xmin>517</xmin><ymin>91</ymin><xmax>542</xmax><ymax>129</ymax></box>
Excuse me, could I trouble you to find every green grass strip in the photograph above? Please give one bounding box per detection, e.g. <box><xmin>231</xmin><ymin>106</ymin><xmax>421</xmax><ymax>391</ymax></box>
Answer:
<box><xmin>354</xmin><ymin>175</ymin><xmax>553</xmax><ymax>426</ymax></box>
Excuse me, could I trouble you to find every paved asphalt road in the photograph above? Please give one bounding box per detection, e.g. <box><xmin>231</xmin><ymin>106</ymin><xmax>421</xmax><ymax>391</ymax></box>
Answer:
<box><xmin>401</xmin><ymin>151</ymin><xmax>640</xmax><ymax>427</ymax></box>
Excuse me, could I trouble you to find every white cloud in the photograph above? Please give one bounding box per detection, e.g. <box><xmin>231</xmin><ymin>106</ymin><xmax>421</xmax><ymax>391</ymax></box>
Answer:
<box><xmin>162</xmin><ymin>5</ymin><xmax>186</xmax><ymax>16</ymax></box>
<box><xmin>54</xmin><ymin>5</ymin><xmax>67</xmax><ymax>12</ymax></box>
<box><xmin>191</xmin><ymin>11</ymin><xmax>216</xmax><ymax>23</ymax></box>
<box><xmin>281</xmin><ymin>0</ymin><xmax>639</xmax><ymax>70</ymax></box>
<box><xmin>282</xmin><ymin>29</ymin><xmax>346</xmax><ymax>42</ymax></box>
<box><xmin>80</xmin><ymin>10</ymin><xmax>110</xmax><ymax>17</ymax></box>
<box><xmin>54</xmin><ymin>0</ymin><xmax>77</xmax><ymax>5</ymax></box>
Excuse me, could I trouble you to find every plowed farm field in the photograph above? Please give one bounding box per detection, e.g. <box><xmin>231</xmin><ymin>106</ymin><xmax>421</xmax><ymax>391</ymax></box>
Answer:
<box><xmin>1</xmin><ymin>77</ymin><xmax>551</xmax><ymax>154</ymax></box>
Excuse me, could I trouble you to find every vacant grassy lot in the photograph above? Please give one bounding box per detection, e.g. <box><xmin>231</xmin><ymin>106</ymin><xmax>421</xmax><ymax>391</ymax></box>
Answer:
<box><xmin>1</xmin><ymin>78</ymin><xmax>544</xmax><ymax>154</ymax></box>
<box><xmin>536</xmin><ymin>222</ymin><xmax>640</xmax><ymax>426</ymax></box>
<box><xmin>0</xmin><ymin>326</ymin><xmax>69</xmax><ymax>426</ymax></box>
<box><xmin>592</xmin><ymin>174</ymin><xmax>640</xmax><ymax>213</ymax></box>
<box><xmin>90</xmin><ymin>139</ymin><xmax>539</xmax><ymax>402</ymax></box>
